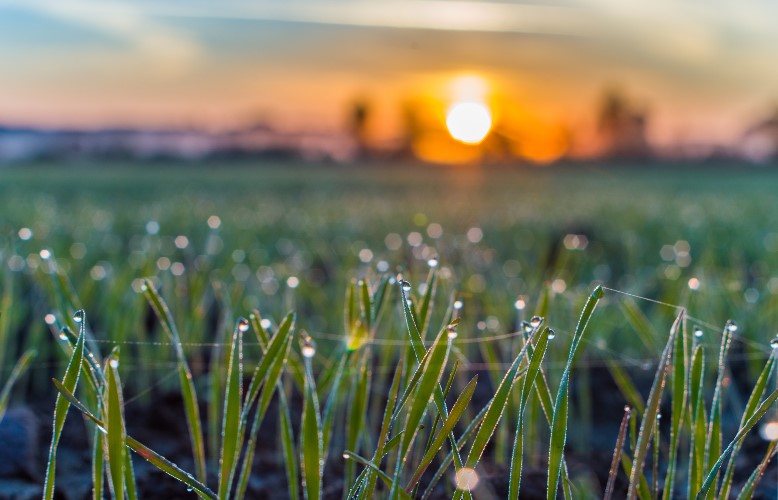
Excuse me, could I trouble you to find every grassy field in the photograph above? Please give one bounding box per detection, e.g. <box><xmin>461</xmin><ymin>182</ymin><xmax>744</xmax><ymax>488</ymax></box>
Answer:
<box><xmin>1</xmin><ymin>161</ymin><xmax>778</xmax><ymax>498</ymax></box>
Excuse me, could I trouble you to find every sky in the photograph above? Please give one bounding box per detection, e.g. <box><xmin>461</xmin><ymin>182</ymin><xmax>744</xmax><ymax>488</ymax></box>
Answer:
<box><xmin>1</xmin><ymin>0</ymin><xmax>777</xmax><ymax>156</ymax></box>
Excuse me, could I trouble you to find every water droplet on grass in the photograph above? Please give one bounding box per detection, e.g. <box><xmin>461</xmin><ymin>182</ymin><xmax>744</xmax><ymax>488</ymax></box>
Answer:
<box><xmin>453</xmin><ymin>300</ymin><xmax>463</xmax><ymax>310</ymax></box>
<box><xmin>693</xmin><ymin>326</ymin><xmax>703</xmax><ymax>338</ymax></box>
<box><xmin>237</xmin><ymin>317</ymin><xmax>249</xmax><ymax>332</ymax></box>
<box><xmin>726</xmin><ymin>320</ymin><xmax>737</xmax><ymax>333</ymax></box>
<box><xmin>521</xmin><ymin>321</ymin><xmax>532</xmax><ymax>334</ymax></box>
<box><xmin>427</xmin><ymin>256</ymin><xmax>439</xmax><ymax>268</ymax></box>
<box><xmin>109</xmin><ymin>359</ymin><xmax>119</xmax><ymax>369</ymax></box>
<box><xmin>73</xmin><ymin>310</ymin><xmax>85</xmax><ymax>323</ymax></box>
<box><xmin>770</xmin><ymin>336</ymin><xmax>778</xmax><ymax>349</ymax></box>
<box><xmin>530</xmin><ymin>316</ymin><xmax>542</xmax><ymax>328</ymax></box>
<box><xmin>302</xmin><ymin>338</ymin><xmax>316</xmax><ymax>358</ymax></box>
<box><xmin>547</xmin><ymin>328</ymin><xmax>556</xmax><ymax>340</ymax></box>
<box><xmin>447</xmin><ymin>325</ymin><xmax>458</xmax><ymax>339</ymax></box>
<box><xmin>400</xmin><ymin>280</ymin><xmax>412</xmax><ymax>292</ymax></box>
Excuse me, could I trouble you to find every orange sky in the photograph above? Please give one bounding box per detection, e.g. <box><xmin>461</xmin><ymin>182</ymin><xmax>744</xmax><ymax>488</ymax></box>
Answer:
<box><xmin>1</xmin><ymin>0</ymin><xmax>777</xmax><ymax>157</ymax></box>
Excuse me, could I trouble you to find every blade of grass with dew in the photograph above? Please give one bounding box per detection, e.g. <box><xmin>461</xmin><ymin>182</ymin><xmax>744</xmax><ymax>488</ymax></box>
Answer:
<box><xmin>662</xmin><ymin>315</ymin><xmax>688</xmax><ymax>500</ymax></box>
<box><xmin>124</xmin><ymin>451</ymin><xmax>138</xmax><ymax>500</ymax></box>
<box><xmin>93</xmin><ymin>424</ymin><xmax>104</xmax><ymax>500</ymax></box>
<box><xmin>43</xmin><ymin>310</ymin><xmax>86</xmax><ymax>500</ymax></box>
<box><xmin>346</xmin><ymin>349</ymin><xmax>372</xmax><ymax>489</ymax></box>
<box><xmin>719</xmin><ymin>350</ymin><xmax>776</xmax><ymax>498</ymax></box>
<box><xmin>278</xmin><ymin>386</ymin><xmax>299</xmax><ymax>500</ymax></box>
<box><xmin>604</xmin><ymin>406</ymin><xmax>631</xmax><ymax>500</ymax></box>
<box><xmin>735</xmin><ymin>439</ymin><xmax>777</xmax><ymax>500</ymax></box>
<box><xmin>218</xmin><ymin>319</ymin><xmax>244</xmax><ymax>500</ymax></box>
<box><xmin>51</xmin><ymin>379</ymin><xmax>217</xmax><ymax>499</ymax></box>
<box><xmin>407</xmin><ymin>374</ymin><xmax>478</xmax><ymax>491</ymax></box>
<box><xmin>360</xmin><ymin>359</ymin><xmax>403</xmax><ymax>500</ymax></box>
<box><xmin>103</xmin><ymin>354</ymin><xmax>126</xmax><ymax>500</ymax></box>
<box><xmin>547</xmin><ymin>286</ymin><xmax>604</xmax><ymax>500</ymax></box>
<box><xmin>620</xmin><ymin>453</ymin><xmax>652</xmax><ymax>500</ymax></box>
<box><xmin>141</xmin><ymin>279</ymin><xmax>206</xmax><ymax>482</ymax></box>
<box><xmin>696</xmin><ymin>385</ymin><xmax>778</xmax><ymax>499</ymax></box>
<box><xmin>360</xmin><ymin>278</ymin><xmax>372</xmax><ymax>334</ymax></box>
<box><xmin>509</xmin><ymin>324</ymin><xmax>551</xmax><ymax>499</ymax></box>
<box><xmin>626</xmin><ymin>309</ymin><xmax>682</xmax><ymax>500</ymax></box>
<box><xmin>343</xmin><ymin>451</ymin><xmax>412</xmax><ymax>499</ymax></box>
<box><xmin>301</xmin><ymin>340</ymin><xmax>323</xmax><ymax>500</ymax></box>
<box><xmin>688</xmin><ymin>344</ymin><xmax>706</xmax><ymax>498</ymax></box>
<box><xmin>0</xmin><ymin>349</ymin><xmax>35</xmax><ymax>423</ymax></box>
<box><xmin>321</xmin><ymin>354</ymin><xmax>348</xmax><ymax>456</ymax></box>
<box><xmin>702</xmin><ymin>323</ymin><xmax>733</xmax><ymax>499</ymax></box>
<box><xmin>417</xmin><ymin>268</ymin><xmax>437</xmax><ymax>339</ymax></box>
<box><xmin>451</xmin><ymin>327</ymin><xmax>549</xmax><ymax>500</ymax></box>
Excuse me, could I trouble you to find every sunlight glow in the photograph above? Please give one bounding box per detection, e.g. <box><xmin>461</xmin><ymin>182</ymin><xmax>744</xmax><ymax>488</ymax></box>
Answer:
<box><xmin>446</xmin><ymin>102</ymin><xmax>492</xmax><ymax>144</ymax></box>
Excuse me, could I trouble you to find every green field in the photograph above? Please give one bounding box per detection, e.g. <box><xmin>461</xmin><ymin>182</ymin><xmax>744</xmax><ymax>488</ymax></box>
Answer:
<box><xmin>1</xmin><ymin>162</ymin><xmax>778</xmax><ymax>498</ymax></box>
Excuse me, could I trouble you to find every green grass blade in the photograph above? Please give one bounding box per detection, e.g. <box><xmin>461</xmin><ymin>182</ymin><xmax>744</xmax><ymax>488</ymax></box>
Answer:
<box><xmin>688</xmin><ymin>343</ymin><xmax>706</xmax><ymax>497</ymax></box>
<box><xmin>104</xmin><ymin>354</ymin><xmax>126</xmax><ymax>500</ymax></box>
<box><xmin>279</xmin><ymin>388</ymin><xmax>300</xmax><ymax>500</ymax></box>
<box><xmin>343</xmin><ymin>451</ymin><xmax>411</xmax><ymax>499</ymax></box>
<box><xmin>301</xmin><ymin>340</ymin><xmax>323</xmax><ymax>500</ymax></box>
<box><xmin>92</xmin><ymin>424</ymin><xmax>105</xmax><ymax>500</ymax></box>
<box><xmin>142</xmin><ymin>279</ymin><xmax>207</xmax><ymax>483</ymax></box>
<box><xmin>124</xmin><ymin>451</ymin><xmax>138</xmax><ymax>500</ymax></box>
<box><xmin>407</xmin><ymin>374</ymin><xmax>479</xmax><ymax>490</ymax></box>
<box><xmin>547</xmin><ymin>286</ymin><xmax>603</xmax><ymax>500</ymax></box>
<box><xmin>0</xmin><ymin>349</ymin><xmax>35</xmax><ymax>423</ymax></box>
<box><xmin>702</xmin><ymin>323</ymin><xmax>733</xmax><ymax>498</ymax></box>
<box><xmin>509</xmin><ymin>325</ymin><xmax>551</xmax><ymax>499</ymax></box>
<box><xmin>719</xmin><ymin>351</ymin><xmax>776</xmax><ymax>498</ymax></box>
<box><xmin>52</xmin><ymin>378</ymin><xmax>217</xmax><ymax>499</ymax></box>
<box><xmin>626</xmin><ymin>310</ymin><xmax>682</xmax><ymax>500</ymax></box>
<box><xmin>696</xmin><ymin>385</ymin><xmax>778</xmax><ymax>499</ymax></box>
<box><xmin>44</xmin><ymin>310</ymin><xmax>86</xmax><ymax>500</ymax></box>
<box><xmin>218</xmin><ymin>319</ymin><xmax>245</xmax><ymax>499</ymax></box>
<box><xmin>604</xmin><ymin>405</ymin><xmax>631</xmax><ymax>500</ymax></box>
<box><xmin>662</xmin><ymin>316</ymin><xmax>688</xmax><ymax>500</ymax></box>
<box><xmin>360</xmin><ymin>278</ymin><xmax>372</xmax><ymax>333</ymax></box>
<box><xmin>417</xmin><ymin>268</ymin><xmax>437</xmax><ymax>339</ymax></box>
<box><xmin>346</xmin><ymin>350</ymin><xmax>372</xmax><ymax>488</ymax></box>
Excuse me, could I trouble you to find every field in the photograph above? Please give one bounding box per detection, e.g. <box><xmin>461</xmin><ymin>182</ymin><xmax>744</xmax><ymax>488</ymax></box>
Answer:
<box><xmin>1</xmin><ymin>161</ymin><xmax>778</xmax><ymax>499</ymax></box>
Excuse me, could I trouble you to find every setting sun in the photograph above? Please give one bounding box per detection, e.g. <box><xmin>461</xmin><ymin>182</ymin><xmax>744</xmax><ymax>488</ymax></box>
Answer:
<box><xmin>446</xmin><ymin>101</ymin><xmax>493</xmax><ymax>144</ymax></box>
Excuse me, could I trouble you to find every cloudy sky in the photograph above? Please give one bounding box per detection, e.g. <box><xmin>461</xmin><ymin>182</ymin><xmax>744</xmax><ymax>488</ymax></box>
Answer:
<box><xmin>1</xmin><ymin>0</ymin><xmax>777</xmax><ymax>151</ymax></box>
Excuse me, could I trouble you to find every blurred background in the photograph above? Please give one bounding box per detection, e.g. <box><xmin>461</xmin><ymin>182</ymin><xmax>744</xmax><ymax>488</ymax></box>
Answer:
<box><xmin>1</xmin><ymin>0</ymin><xmax>778</xmax><ymax>165</ymax></box>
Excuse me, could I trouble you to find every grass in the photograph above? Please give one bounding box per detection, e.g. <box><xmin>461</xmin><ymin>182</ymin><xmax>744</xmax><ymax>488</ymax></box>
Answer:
<box><xmin>1</xmin><ymin>161</ymin><xmax>778</xmax><ymax>498</ymax></box>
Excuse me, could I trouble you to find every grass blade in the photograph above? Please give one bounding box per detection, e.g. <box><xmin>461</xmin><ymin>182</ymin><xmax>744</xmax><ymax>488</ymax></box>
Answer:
<box><xmin>104</xmin><ymin>354</ymin><xmax>126</xmax><ymax>499</ymax></box>
<box><xmin>300</xmin><ymin>336</ymin><xmax>323</xmax><ymax>500</ymax></box>
<box><xmin>509</xmin><ymin>324</ymin><xmax>551</xmax><ymax>499</ymax></box>
<box><xmin>279</xmin><ymin>388</ymin><xmax>299</xmax><ymax>500</ymax></box>
<box><xmin>44</xmin><ymin>310</ymin><xmax>86</xmax><ymax>500</ymax></box>
<box><xmin>142</xmin><ymin>279</ymin><xmax>207</xmax><ymax>482</ymax></box>
<box><xmin>604</xmin><ymin>405</ymin><xmax>631</xmax><ymax>500</ymax></box>
<box><xmin>547</xmin><ymin>285</ymin><xmax>603</xmax><ymax>500</ymax></box>
<box><xmin>218</xmin><ymin>319</ymin><xmax>245</xmax><ymax>499</ymax></box>
<box><xmin>662</xmin><ymin>316</ymin><xmax>688</xmax><ymax>500</ymax></box>
<box><xmin>735</xmin><ymin>439</ymin><xmax>777</xmax><ymax>500</ymax></box>
<box><xmin>627</xmin><ymin>309</ymin><xmax>682</xmax><ymax>499</ymax></box>
<box><xmin>688</xmin><ymin>343</ymin><xmax>707</xmax><ymax>498</ymax></box>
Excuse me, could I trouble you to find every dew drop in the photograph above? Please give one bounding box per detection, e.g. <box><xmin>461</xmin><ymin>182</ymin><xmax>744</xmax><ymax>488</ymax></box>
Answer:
<box><xmin>187</xmin><ymin>487</ymin><xmax>193</xmax><ymax>492</ymax></box>
<box><xmin>302</xmin><ymin>338</ymin><xmax>316</xmax><ymax>359</ymax></box>
<box><xmin>624</xmin><ymin>404</ymin><xmax>631</xmax><ymax>413</ymax></box>
<box><xmin>237</xmin><ymin>317</ymin><xmax>249</xmax><ymax>332</ymax></box>
<box><xmin>770</xmin><ymin>336</ymin><xmax>778</xmax><ymax>350</ymax></box>
<box><xmin>521</xmin><ymin>321</ymin><xmax>532</xmax><ymax>334</ymax></box>
<box><xmin>59</xmin><ymin>332</ymin><xmax>68</xmax><ymax>341</ymax></box>
<box><xmin>447</xmin><ymin>325</ymin><xmax>458</xmax><ymax>339</ymax></box>
<box><xmin>530</xmin><ymin>316</ymin><xmax>543</xmax><ymax>328</ymax></box>
<box><xmin>342</xmin><ymin>453</ymin><xmax>349</xmax><ymax>460</ymax></box>
<box><xmin>693</xmin><ymin>326</ymin><xmax>703</xmax><ymax>338</ymax></box>
<box><xmin>109</xmin><ymin>358</ymin><xmax>119</xmax><ymax>369</ymax></box>
<box><xmin>427</xmin><ymin>256</ymin><xmax>439</xmax><ymax>268</ymax></box>
<box><xmin>656</xmin><ymin>413</ymin><xmax>662</xmax><ymax>420</ymax></box>
<box><xmin>453</xmin><ymin>300</ymin><xmax>463</xmax><ymax>310</ymax></box>
<box><xmin>547</xmin><ymin>328</ymin><xmax>556</xmax><ymax>340</ymax></box>
<box><xmin>260</xmin><ymin>318</ymin><xmax>272</xmax><ymax>330</ymax></box>
<box><xmin>725</xmin><ymin>320</ymin><xmax>737</xmax><ymax>333</ymax></box>
<box><xmin>400</xmin><ymin>280</ymin><xmax>412</xmax><ymax>292</ymax></box>
<box><xmin>73</xmin><ymin>310</ymin><xmax>85</xmax><ymax>323</ymax></box>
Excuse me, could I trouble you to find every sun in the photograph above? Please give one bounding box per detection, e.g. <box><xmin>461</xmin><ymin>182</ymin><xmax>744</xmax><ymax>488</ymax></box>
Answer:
<box><xmin>446</xmin><ymin>101</ymin><xmax>492</xmax><ymax>144</ymax></box>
